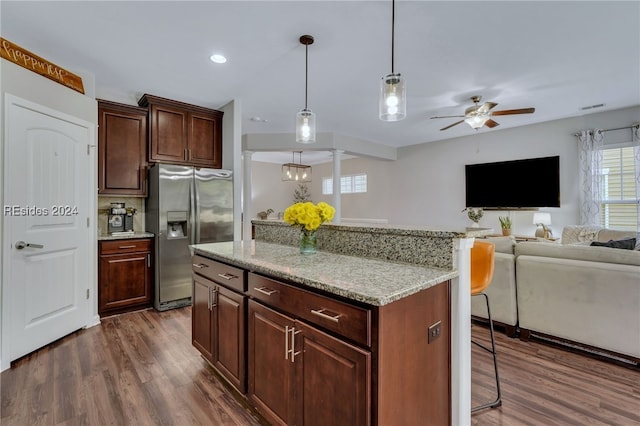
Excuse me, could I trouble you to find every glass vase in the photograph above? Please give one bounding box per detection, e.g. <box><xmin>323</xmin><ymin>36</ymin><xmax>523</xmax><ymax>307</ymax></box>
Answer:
<box><xmin>300</xmin><ymin>230</ymin><xmax>318</xmax><ymax>254</ymax></box>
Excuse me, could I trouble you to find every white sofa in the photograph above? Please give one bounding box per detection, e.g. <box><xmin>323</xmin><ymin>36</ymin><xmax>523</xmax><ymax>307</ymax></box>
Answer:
<box><xmin>515</xmin><ymin>239</ymin><xmax>640</xmax><ymax>361</ymax></box>
<box><xmin>472</xmin><ymin>227</ymin><xmax>640</xmax><ymax>362</ymax></box>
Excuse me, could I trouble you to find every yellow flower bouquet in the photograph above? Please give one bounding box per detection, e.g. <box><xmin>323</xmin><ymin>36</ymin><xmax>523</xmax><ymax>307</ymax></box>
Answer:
<box><xmin>283</xmin><ymin>201</ymin><xmax>335</xmax><ymax>253</ymax></box>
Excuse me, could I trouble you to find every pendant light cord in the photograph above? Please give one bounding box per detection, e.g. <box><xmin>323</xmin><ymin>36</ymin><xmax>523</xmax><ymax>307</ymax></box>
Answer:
<box><xmin>305</xmin><ymin>43</ymin><xmax>309</xmax><ymax>110</ymax></box>
<box><xmin>391</xmin><ymin>0</ymin><xmax>395</xmax><ymax>74</ymax></box>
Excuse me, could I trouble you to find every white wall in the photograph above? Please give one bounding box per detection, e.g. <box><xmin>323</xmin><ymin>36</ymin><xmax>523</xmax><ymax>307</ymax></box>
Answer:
<box><xmin>251</xmin><ymin>106</ymin><xmax>640</xmax><ymax>237</ymax></box>
<box><xmin>250</xmin><ymin>161</ymin><xmax>306</xmax><ymax>220</ymax></box>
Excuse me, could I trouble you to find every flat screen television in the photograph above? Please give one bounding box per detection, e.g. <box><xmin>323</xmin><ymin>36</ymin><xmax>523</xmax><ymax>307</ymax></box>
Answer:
<box><xmin>465</xmin><ymin>156</ymin><xmax>560</xmax><ymax>209</ymax></box>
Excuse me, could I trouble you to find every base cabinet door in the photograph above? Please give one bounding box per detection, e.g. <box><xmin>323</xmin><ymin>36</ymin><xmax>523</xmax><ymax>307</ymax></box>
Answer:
<box><xmin>213</xmin><ymin>285</ymin><xmax>246</xmax><ymax>393</ymax></box>
<box><xmin>98</xmin><ymin>239</ymin><xmax>152</xmax><ymax>316</ymax></box>
<box><xmin>294</xmin><ymin>321</ymin><xmax>371</xmax><ymax>426</ymax></box>
<box><xmin>248</xmin><ymin>300</ymin><xmax>295</xmax><ymax>426</ymax></box>
<box><xmin>248</xmin><ymin>300</ymin><xmax>371</xmax><ymax>426</ymax></box>
<box><xmin>192</xmin><ymin>275</ymin><xmax>214</xmax><ymax>361</ymax></box>
<box><xmin>192</xmin><ymin>274</ymin><xmax>247</xmax><ymax>393</ymax></box>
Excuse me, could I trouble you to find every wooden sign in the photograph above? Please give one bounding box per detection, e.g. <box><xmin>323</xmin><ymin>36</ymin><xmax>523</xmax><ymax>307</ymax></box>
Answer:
<box><xmin>1</xmin><ymin>38</ymin><xmax>85</xmax><ymax>94</ymax></box>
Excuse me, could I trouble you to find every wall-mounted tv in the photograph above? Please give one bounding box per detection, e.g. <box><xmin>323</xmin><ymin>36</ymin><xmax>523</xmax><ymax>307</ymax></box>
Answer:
<box><xmin>465</xmin><ymin>156</ymin><xmax>560</xmax><ymax>209</ymax></box>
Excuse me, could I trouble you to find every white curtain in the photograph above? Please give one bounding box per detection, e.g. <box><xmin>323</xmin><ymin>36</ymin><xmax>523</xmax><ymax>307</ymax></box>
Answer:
<box><xmin>577</xmin><ymin>129</ymin><xmax>604</xmax><ymax>226</ymax></box>
<box><xmin>633</xmin><ymin>124</ymin><xmax>640</xmax><ymax>236</ymax></box>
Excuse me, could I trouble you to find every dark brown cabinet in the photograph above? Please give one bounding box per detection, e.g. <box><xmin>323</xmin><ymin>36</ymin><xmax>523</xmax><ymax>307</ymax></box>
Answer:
<box><xmin>248</xmin><ymin>300</ymin><xmax>370</xmax><ymax>426</ymax></box>
<box><xmin>192</xmin><ymin>255</ymin><xmax>247</xmax><ymax>393</ymax></box>
<box><xmin>97</xmin><ymin>100</ymin><xmax>148</xmax><ymax>196</ymax></box>
<box><xmin>138</xmin><ymin>94</ymin><xmax>223</xmax><ymax>168</ymax></box>
<box><xmin>248</xmin><ymin>300</ymin><xmax>296</xmax><ymax>426</ymax></box>
<box><xmin>247</xmin><ymin>274</ymin><xmax>371</xmax><ymax>426</ymax></box>
<box><xmin>98</xmin><ymin>238</ymin><xmax>153</xmax><ymax>316</ymax></box>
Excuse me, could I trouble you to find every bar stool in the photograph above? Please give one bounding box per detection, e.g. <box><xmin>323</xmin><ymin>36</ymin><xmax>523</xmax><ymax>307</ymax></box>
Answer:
<box><xmin>471</xmin><ymin>240</ymin><xmax>502</xmax><ymax>413</ymax></box>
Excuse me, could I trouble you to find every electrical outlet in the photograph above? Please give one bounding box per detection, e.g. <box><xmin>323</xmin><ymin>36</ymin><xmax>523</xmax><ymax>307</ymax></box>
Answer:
<box><xmin>428</xmin><ymin>321</ymin><xmax>442</xmax><ymax>344</ymax></box>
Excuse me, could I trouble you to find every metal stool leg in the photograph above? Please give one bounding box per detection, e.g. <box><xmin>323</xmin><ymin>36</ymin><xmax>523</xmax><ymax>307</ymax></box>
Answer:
<box><xmin>471</xmin><ymin>292</ymin><xmax>502</xmax><ymax>413</ymax></box>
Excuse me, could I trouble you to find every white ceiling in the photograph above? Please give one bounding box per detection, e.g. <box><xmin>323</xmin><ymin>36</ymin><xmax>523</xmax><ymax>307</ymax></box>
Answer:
<box><xmin>2</xmin><ymin>1</ymin><xmax>639</xmax><ymax>165</ymax></box>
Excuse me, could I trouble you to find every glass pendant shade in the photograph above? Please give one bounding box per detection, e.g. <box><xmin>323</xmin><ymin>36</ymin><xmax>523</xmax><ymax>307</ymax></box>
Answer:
<box><xmin>296</xmin><ymin>108</ymin><xmax>316</xmax><ymax>144</ymax></box>
<box><xmin>379</xmin><ymin>73</ymin><xmax>406</xmax><ymax>121</ymax></box>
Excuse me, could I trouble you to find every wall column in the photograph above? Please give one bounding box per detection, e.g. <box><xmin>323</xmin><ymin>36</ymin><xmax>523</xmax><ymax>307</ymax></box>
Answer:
<box><xmin>332</xmin><ymin>150</ymin><xmax>343</xmax><ymax>224</ymax></box>
<box><xmin>451</xmin><ymin>237</ymin><xmax>474</xmax><ymax>426</ymax></box>
<box><xmin>242</xmin><ymin>150</ymin><xmax>253</xmax><ymax>241</ymax></box>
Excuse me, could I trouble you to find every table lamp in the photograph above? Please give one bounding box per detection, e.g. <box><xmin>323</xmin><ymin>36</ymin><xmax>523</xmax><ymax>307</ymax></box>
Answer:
<box><xmin>533</xmin><ymin>212</ymin><xmax>552</xmax><ymax>238</ymax></box>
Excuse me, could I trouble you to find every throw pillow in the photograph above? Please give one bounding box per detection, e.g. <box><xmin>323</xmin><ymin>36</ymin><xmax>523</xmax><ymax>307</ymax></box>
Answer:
<box><xmin>590</xmin><ymin>238</ymin><xmax>637</xmax><ymax>250</ymax></box>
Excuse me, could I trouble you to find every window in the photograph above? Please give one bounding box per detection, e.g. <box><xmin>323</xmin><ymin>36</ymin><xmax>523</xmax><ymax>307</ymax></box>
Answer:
<box><xmin>599</xmin><ymin>146</ymin><xmax>638</xmax><ymax>231</ymax></box>
<box><xmin>322</xmin><ymin>174</ymin><xmax>367</xmax><ymax>195</ymax></box>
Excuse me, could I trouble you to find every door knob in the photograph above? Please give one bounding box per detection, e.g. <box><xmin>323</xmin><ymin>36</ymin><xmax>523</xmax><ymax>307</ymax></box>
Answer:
<box><xmin>15</xmin><ymin>241</ymin><xmax>44</xmax><ymax>250</ymax></box>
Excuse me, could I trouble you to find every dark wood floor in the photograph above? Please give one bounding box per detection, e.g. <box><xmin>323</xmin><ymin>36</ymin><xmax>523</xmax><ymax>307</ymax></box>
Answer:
<box><xmin>1</xmin><ymin>307</ymin><xmax>639</xmax><ymax>426</ymax></box>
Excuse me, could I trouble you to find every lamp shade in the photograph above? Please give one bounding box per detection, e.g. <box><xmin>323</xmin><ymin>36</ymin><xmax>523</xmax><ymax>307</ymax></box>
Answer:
<box><xmin>533</xmin><ymin>212</ymin><xmax>551</xmax><ymax>225</ymax></box>
<box><xmin>379</xmin><ymin>73</ymin><xmax>406</xmax><ymax>121</ymax></box>
<box><xmin>296</xmin><ymin>109</ymin><xmax>316</xmax><ymax>144</ymax></box>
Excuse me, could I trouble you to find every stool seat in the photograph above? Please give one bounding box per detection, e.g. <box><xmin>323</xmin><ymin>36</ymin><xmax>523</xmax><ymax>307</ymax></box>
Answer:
<box><xmin>471</xmin><ymin>240</ymin><xmax>502</xmax><ymax>413</ymax></box>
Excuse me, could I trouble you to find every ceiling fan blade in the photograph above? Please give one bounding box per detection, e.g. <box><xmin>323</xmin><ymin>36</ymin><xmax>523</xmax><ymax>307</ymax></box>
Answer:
<box><xmin>440</xmin><ymin>120</ymin><xmax>465</xmax><ymax>131</ymax></box>
<box><xmin>491</xmin><ymin>107</ymin><xmax>535</xmax><ymax>116</ymax></box>
<box><xmin>484</xmin><ymin>119</ymin><xmax>500</xmax><ymax>128</ymax></box>
<box><xmin>430</xmin><ymin>115</ymin><xmax>465</xmax><ymax>119</ymax></box>
<box><xmin>477</xmin><ymin>102</ymin><xmax>498</xmax><ymax>114</ymax></box>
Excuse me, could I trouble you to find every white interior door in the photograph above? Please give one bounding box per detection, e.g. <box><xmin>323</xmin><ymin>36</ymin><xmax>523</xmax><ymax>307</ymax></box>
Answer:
<box><xmin>3</xmin><ymin>95</ymin><xmax>93</xmax><ymax>362</ymax></box>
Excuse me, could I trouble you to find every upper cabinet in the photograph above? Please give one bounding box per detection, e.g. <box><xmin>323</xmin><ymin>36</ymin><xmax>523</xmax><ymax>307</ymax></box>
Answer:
<box><xmin>98</xmin><ymin>99</ymin><xmax>148</xmax><ymax>197</ymax></box>
<box><xmin>138</xmin><ymin>94</ymin><xmax>223</xmax><ymax>168</ymax></box>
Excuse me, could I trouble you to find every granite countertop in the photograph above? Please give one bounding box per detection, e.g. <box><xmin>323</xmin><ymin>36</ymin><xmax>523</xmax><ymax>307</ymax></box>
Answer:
<box><xmin>252</xmin><ymin>219</ymin><xmax>494</xmax><ymax>239</ymax></box>
<box><xmin>191</xmin><ymin>240</ymin><xmax>458</xmax><ymax>306</ymax></box>
<box><xmin>98</xmin><ymin>232</ymin><xmax>155</xmax><ymax>241</ymax></box>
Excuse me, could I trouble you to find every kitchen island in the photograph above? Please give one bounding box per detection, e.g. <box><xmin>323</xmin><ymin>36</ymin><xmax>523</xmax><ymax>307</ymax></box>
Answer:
<box><xmin>191</xmin><ymin>221</ymin><xmax>487</xmax><ymax>425</ymax></box>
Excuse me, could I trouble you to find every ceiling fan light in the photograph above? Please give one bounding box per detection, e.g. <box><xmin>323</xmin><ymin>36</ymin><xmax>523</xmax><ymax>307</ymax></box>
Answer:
<box><xmin>296</xmin><ymin>108</ymin><xmax>316</xmax><ymax>143</ymax></box>
<box><xmin>465</xmin><ymin>114</ymin><xmax>489</xmax><ymax>129</ymax></box>
<box><xmin>379</xmin><ymin>73</ymin><xmax>406</xmax><ymax>121</ymax></box>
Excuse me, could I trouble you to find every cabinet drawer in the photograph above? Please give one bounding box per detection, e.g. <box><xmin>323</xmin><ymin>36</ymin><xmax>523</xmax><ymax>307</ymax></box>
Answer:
<box><xmin>192</xmin><ymin>255</ymin><xmax>246</xmax><ymax>292</ymax></box>
<box><xmin>249</xmin><ymin>273</ymin><xmax>371</xmax><ymax>347</ymax></box>
<box><xmin>100</xmin><ymin>238</ymin><xmax>152</xmax><ymax>255</ymax></box>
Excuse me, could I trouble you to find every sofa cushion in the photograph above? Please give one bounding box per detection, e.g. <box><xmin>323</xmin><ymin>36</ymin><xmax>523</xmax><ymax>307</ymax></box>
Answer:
<box><xmin>561</xmin><ymin>225</ymin><xmax>602</xmax><ymax>245</ymax></box>
<box><xmin>597</xmin><ymin>229</ymin><xmax>638</xmax><ymax>243</ymax></box>
<box><xmin>591</xmin><ymin>238</ymin><xmax>636</xmax><ymax>250</ymax></box>
<box><xmin>482</xmin><ymin>236</ymin><xmax>515</xmax><ymax>254</ymax></box>
<box><xmin>515</xmin><ymin>241</ymin><xmax>640</xmax><ymax>267</ymax></box>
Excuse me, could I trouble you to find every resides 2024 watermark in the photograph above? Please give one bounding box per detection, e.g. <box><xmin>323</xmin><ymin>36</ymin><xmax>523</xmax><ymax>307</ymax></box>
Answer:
<box><xmin>4</xmin><ymin>205</ymin><xmax>79</xmax><ymax>216</ymax></box>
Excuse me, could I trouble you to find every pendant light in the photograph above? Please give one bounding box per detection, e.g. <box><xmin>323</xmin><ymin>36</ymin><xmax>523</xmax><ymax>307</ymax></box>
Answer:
<box><xmin>379</xmin><ymin>0</ymin><xmax>406</xmax><ymax>121</ymax></box>
<box><xmin>296</xmin><ymin>35</ymin><xmax>316</xmax><ymax>143</ymax></box>
<box><xmin>281</xmin><ymin>151</ymin><xmax>312</xmax><ymax>182</ymax></box>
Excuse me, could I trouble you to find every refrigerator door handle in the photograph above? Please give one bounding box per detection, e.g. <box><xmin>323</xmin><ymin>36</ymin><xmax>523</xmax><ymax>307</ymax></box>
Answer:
<box><xmin>193</xmin><ymin>169</ymin><xmax>201</xmax><ymax>244</ymax></box>
<box><xmin>189</xmin><ymin>171</ymin><xmax>196</xmax><ymax>246</ymax></box>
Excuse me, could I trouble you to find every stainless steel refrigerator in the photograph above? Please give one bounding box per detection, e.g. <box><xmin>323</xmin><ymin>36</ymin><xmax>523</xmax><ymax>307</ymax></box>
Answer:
<box><xmin>146</xmin><ymin>164</ymin><xmax>233</xmax><ymax>311</ymax></box>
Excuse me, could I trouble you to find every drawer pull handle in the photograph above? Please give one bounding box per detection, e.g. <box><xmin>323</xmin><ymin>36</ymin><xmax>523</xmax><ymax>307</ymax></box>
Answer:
<box><xmin>192</xmin><ymin>263</ymin><xmax>208</xmax><ymax>269</ymax></box>
<box><xmin>254</xmin><ymin>287</ymin><xmax>279</xmax><ymax>296</ymax></box>
<box><xmin>217</xmin><ymin>273</ymin><xmax>236</xmax><ymax>280</ymax></box>
<box><xmin>311</xmin><ymin>308</ymin><xmax>342</xmax><ymax>323</ymax></box>
<box><xmin>119</xmin><ymin>245</ymin><xmax>137</xmax><ymax>249</ymax></box>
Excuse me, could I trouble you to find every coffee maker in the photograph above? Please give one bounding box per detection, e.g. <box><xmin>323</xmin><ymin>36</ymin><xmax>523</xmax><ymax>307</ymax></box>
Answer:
<box><xmin>107</xmin><ymin>203</ymin><xmax>126</xmax><ymax>234</ymax></box>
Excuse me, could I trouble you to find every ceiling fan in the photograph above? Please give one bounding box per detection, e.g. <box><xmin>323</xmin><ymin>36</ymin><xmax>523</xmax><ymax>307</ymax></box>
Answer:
<box><xmin>430</xmin><ymin>96</ymin><xmax>535</xmax><ymax>131</ymax></box>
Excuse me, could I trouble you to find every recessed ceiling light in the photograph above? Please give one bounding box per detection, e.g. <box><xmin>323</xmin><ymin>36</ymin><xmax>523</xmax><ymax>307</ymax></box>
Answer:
<box><xmin>210</xmin><ymin>54</ymin><xmax>227</xmax><ymax>64</ymax></box>
<box><xmin>250</xmin><ymin>116</ymin><xmax>269</xmax><ymax>123</ymax></box>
